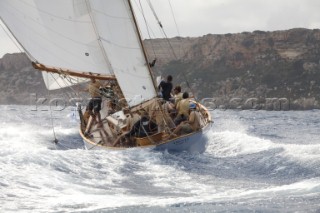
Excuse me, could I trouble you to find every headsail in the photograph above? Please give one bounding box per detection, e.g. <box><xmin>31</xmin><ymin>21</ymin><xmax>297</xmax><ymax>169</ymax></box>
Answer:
<box><xmin>88</xmin><ymin>0</ymin><xmax>157</xmax><ymax>107</ymax></box>
<box><xmin>0</xmin><ymin>0</ymin><xmax>157</xmax><ymax>106</ymax></box>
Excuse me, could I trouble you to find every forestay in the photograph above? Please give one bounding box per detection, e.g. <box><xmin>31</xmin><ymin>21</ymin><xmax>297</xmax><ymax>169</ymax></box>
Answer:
<box><xmin>0</xmin><ymin>0</ymin><xmax>157</xmax><ymax>106</ymax></box>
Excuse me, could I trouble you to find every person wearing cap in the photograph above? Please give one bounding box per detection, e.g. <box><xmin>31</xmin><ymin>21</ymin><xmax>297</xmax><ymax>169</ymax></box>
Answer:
<box><xmin>187</xmin><ymin>102</ymin><xmax>201</xmax><ymax>131</ymax></box>
<box><xmin>173</xmin><ymin>102</ymin><xmax>201</xmax><ymax>136</ymax></box>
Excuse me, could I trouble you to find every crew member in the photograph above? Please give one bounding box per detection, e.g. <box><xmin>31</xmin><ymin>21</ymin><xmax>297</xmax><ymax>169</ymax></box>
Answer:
<box><xmin>84</xmin><ymin>78</ymin><xmax>103</xmax><ymax>136</ymax></box>
<box><xmin>173</xmin><ymin>102</ymin><xmax>201</xmax><ymax>136</ymax></box>
<box><xmin>158</xmin><ymin>75</ymin><xmax>173</xmax><ymax>101</ymax></box>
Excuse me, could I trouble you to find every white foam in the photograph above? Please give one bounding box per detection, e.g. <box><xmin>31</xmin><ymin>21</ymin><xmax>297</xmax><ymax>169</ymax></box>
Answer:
<box><xmin>207</xmin><ymin>130</ymin><xmax>279</xmax><ymax>158</ymax></box>
<box><xmin>1</xmin><ymin>106</ymin><xmax>320</xmax><ymax>211</ymax></box>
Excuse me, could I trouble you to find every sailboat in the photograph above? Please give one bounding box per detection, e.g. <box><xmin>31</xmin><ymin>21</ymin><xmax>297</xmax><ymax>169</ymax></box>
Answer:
<box><xmin>0</xmin><ymin>0</ymin><xmax>212</xmax><ymax>153</ymax></box>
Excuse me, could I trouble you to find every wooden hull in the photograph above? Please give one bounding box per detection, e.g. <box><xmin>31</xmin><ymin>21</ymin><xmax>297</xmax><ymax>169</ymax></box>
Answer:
<box><xmin>81</xmin><ymin>123</ymin><xmax>211</xmax><ymax>153</ymax></box>
<box><xmin>153</xmin><ymin>125</ymin><xmax>210</xmax><ymax>153</ymax></box>
<box><xmin>80</xmin><ymin>100</ymin><xmax>212</xmax><ymax>153</ymax></box>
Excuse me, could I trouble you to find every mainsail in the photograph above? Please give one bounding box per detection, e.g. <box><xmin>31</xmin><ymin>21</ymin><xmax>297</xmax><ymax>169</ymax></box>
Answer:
<box><xmin>0</xmin><ymin>0</ymin><xmax>157</xmax><ymax>107</ymax></box>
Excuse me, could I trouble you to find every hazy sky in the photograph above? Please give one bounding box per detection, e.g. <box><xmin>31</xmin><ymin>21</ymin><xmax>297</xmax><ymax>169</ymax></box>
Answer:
<box><xmin>1</xmin><ymin>0</ymin><xmax>320</xmax><ymax>57</ymax></box>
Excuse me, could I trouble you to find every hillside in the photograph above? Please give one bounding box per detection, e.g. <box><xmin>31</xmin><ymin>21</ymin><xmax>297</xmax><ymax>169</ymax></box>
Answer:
<box><xmin>1</xmin><ymin>28</ymin><xmax>320</xmax><ymax>109</ymax></box>
<box><xmin>147</xmin><ymin>28</ymin><xmax>320</xmax><ymax>109</ymax></box>
<box><xmin>0</xmin><ymin>53</ymin><xmax>45</xmax><ymax>104</ymax></box>
<box><xmin>0</xmin><ymin>53</ymin><xmax>84</xmax><ymax>105</ymax></box>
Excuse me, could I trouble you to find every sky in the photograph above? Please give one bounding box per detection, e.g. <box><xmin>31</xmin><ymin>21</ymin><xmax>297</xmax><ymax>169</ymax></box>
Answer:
<box><xmin>1</xmin><ymin>0</ymin><xmax>320</xmax><ymax>58</ymax></box>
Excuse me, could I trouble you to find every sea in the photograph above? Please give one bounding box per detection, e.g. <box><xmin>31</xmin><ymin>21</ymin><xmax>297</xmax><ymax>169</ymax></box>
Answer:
<box><xmin>1</xmin><ymin>105</ymin><xmax>320</xmax><ymax>213</ymax></box>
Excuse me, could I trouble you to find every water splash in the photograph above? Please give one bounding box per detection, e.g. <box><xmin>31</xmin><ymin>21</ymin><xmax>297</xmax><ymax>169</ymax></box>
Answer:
<box><xmin>1</xmin><ymin>106</ymin><xmax>320</xmax><ymax>212</ymax></box>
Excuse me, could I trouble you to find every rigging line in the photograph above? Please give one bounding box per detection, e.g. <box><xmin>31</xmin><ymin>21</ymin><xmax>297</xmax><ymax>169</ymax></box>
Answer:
<box><xmin>137</xmin><ymin>0</ymin><xmax>156</xmax><ymax>57</ymax></box>
<box><xmin>64</xmin><ymin>78</ymin><xmax>90</xmax><ymax>104</ymax></box>
<box><xmin>167</xmin><ymin>0</ymin><xmax>188</xmax><ymax>64</ymax></box>
<box><xmin>62</xmin><ymin>76</ymin><xmax>124</xmax><ymax>113</ymax></box>
<box><xmin>146</xmin><ymin>1</ymin><xmax>198</xmax><ymax>102</ymax></box>
<box><xmin>132</xmin><ymin>0</ymin><xmax>171</xmax><ymax>62</ymax></box>
<box><xmin>62</xmin><ymin>76</ymin><xmax>124</xmax><ymax>114</ymax></box>
<box><xmin>147</xmin><ymin>0</ymin><xmax>161</xmax><ymax>28</ymax></box>
<box><xmin>140</xmin><ymin>120</ymin><xmax>156</xmax><ymax>145</ymax></box>
<box><xmin>156</xmin><ymin>100</ymin><xmax>175</xmax><ymax>135</ymax></box>
<box><xmin>168</xmin><ymin>0</ymin><xmax>180</xmax><ymax>36</ymax></box>
<box><xmin>61</xmin><ymin>78</ymin><xmax>84</xmax><ymax>102</ymax></box>
<box><xmin>47</xmin><ymin>74</ymin><xmax>58</xmax><ymax>144</ymax></box>
<box><xmin>146</xmin><ymin>0</ymin><xmax>178</xmax><ymax>60</ymax></box>
<box><xmin>50</xmin><ymin>69</ymin><xmax>86</xmax><ymax>100</ymax></box>
<box><xmin>161</xmin><ymin>29</ymin><xmax>178</xmax><ymax>59</ymax></box>
<box><xmin>47</xmin><ymin>73</ymin><xmax>94</xmax><ymax>139</ymax></box>
<box><xmin>48</xmin><ymin>73</ymin><xmax>76</xmax><ymax>102</ymax></box>
<box><xmin>51</xmin><ymin>73</ymin><xmax>92</xmax><ymax>113</ymax></box>
<box><xmin>60</xmin><ymin>74</ymin><xmax>83</xmax><ymax>97</ymax></box>
<box><xmin>168</xmin><ymin>0</ymin><xmax>185</xmax><ymax>58</ymax></box>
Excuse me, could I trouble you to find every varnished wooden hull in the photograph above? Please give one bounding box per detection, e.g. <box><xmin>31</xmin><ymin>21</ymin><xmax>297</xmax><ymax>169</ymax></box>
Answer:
<box><xmin>81</xmin><ymin>122</ymin><xmax>211</xmax><ymax>153</ymax></box>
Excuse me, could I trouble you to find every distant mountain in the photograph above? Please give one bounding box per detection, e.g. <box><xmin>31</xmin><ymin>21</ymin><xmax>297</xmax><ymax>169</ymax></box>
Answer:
<box><xmin>145</xmin><ymin>28</ymin><xmax>320</xmax><ymax>110</ymax></box>
<box><xmin>1</xmin><ymin>28</ymin><xmax>320</xmax><ymax>109</ymax></box>
<box><xmin>0</xmin><ymin>53</ymin><xmax>45</xmax><ymax>104</ymax></box>
<box><xmin>0</xmin><ymin>53</ymin><xmax>82</xmax><ymax>105</ymax></box>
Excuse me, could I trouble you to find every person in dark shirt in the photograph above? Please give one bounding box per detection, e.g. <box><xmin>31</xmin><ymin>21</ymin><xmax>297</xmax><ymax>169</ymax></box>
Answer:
<box><xmin>158</xmin><ymin>75</ymin><xmax>173</xmax><ymax>101</ymax></box>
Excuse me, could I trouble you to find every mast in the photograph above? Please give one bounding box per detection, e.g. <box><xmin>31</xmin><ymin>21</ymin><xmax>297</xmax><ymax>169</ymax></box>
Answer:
<box><xmin>127</xmin><ymin>0</ymin><xmax>158</xmax><ymax>94</ymax></box>
<box><xmin>127</xmin><ymin>0</ymin><xmax>172</xmax><ymax>132</ymax></box>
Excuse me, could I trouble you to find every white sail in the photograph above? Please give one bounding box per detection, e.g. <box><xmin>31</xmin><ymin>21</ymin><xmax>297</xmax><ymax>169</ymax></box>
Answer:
<box><xmin>42</xmin><ymin>72</ymin><xmax>88</xmax><ymax>90</ymax></box>
<box><xmin>0</xmin><ymin>0</ymin><xmax>157</xmax><ymax>106</ymax></box>
<box><xmin>89</xmin><ymin>0</ymin><xmax>157</xmax><ymax>106</ymax></box>
<box><xmin>0</xmin><ymin>0</ymin><xmax>112</xmax><ymax>89</ymax></box>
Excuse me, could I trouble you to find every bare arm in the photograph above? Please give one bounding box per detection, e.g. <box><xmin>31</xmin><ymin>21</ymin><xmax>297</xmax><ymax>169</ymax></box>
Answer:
<box><xmin>188</xmin><ymin>111</ymin><xmax>195</xmax><ymax>124</ymax></box>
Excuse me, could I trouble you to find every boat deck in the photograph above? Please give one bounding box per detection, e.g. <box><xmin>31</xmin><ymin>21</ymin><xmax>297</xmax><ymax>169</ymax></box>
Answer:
<box><xmin>81</xmin><ymin>99</ymin><xmax>211</xmax><ymax>149</ymax></box>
